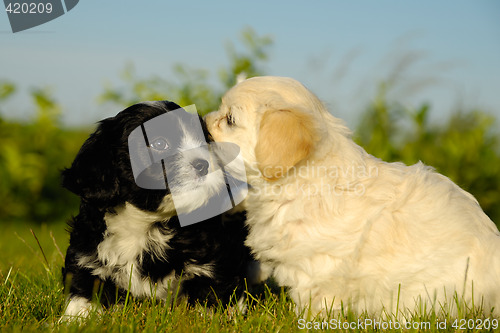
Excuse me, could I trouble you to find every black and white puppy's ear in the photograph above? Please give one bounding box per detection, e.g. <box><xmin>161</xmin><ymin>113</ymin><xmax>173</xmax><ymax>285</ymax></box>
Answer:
<box><xmin>62</xmin><ymin>119</ymin><xmax>120</xmax><ymax>204</ymax></box>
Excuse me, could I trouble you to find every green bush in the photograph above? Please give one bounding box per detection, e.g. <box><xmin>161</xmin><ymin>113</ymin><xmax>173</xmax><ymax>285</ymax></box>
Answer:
<box><xmin>0</xmin><ymin>85</ymin><xmax>88</xmax><ymax>223</ymax></box>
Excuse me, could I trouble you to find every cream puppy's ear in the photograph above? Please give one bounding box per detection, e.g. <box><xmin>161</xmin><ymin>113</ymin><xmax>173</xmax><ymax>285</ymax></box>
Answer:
<box><xmin>255</xmin><ymin>109</ymin><xmax>317</xmax><ymax>180</ymax></box>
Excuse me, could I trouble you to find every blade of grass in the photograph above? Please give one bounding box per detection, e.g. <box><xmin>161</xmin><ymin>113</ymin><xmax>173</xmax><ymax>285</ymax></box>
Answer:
<box><xmin>50</xmin><ymin>230</ymin><xmax>65</xmax><ymax>263</ymax></box>
<box><xmin>30</xmin><ymin>229</ymin><xmax>49</xmax><ymax>268</ymax></box>
<box><xmin>3</xmin><ymin>266</ymin><xmax>13</xmax><ymax>285</ymax></box>
<box><xmin>123</xmin><ymin>264</ymin><xmax>134</xmax><ymax>316</ymax></box>
<box><xmin>14</xmin><ymin>231</ymin><xmax>43</xmax><ymax>265</ymax></box>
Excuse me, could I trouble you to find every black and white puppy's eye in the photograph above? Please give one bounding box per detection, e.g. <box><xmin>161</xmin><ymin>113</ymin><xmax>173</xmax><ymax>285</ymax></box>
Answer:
<box><xmin>150</xmin><ymin>137</ymin><xmax>169</xmax><ymax>151</ymax></box>
<box><xmin>226</xmin><ymin>113</ymin><xmax>236</xmax><ymax>126</ymax></box>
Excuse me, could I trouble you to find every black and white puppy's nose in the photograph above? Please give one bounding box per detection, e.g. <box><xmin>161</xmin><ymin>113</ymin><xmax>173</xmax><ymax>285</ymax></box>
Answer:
<box><xmin>191</xmin><ymin>158</ymin><xmax>209</xmax><ymax>177</ymax></box>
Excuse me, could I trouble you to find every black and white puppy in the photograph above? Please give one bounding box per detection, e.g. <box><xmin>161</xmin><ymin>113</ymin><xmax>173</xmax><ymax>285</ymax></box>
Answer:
<box><xmin>61</xmin><ymin>101</ymin><xmax>252</xmax><ymax>319</ymax></box>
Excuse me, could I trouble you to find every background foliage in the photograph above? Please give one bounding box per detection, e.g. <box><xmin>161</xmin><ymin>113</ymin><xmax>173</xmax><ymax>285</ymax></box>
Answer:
<box><xmin>0</xmin><ymin>28</ymin><xmax>499</xmax><ymax>225</ymax></box>
<box><xmin>0</xmin><ymin>85</ymin><xmax>88</xmax><ymax>222</ymax></box>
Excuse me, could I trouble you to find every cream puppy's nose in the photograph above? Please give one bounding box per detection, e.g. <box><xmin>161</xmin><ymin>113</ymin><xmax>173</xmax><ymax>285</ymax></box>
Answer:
<box><xmin>204</xmin><ymin>111</ymin><xmax>221</xmax><ymax>141</ymax></box>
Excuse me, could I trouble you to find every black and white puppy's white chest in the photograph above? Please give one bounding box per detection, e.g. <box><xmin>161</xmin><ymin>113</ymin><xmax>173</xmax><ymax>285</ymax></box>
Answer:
<box><xmin>61</xmin><ymin>101</ymin><xmax>252</xmax><ymax>320</ymax></box>
<box><xmin>76</xmin><ymin>203</ymin><xmax>180</xmax><ymax>300</ymax></box>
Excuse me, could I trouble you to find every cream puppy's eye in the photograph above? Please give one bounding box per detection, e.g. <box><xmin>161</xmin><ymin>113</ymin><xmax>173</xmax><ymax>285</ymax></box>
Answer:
<box><xmin>150</xmin><ymin>137</ymin><xmax>169</xmax><ymax>150</ymax></box>
<box><xmin>226</xmin><ymin>113</ymin><xmax>236</xmax><ymax>126</ymax></box>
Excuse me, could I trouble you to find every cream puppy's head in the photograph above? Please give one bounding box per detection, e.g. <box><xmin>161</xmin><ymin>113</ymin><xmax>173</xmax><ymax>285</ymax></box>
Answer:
<box><xmin>205</xmin><ymin>76</ymin><xmax>332</xmax><ymax>181</ymax></box>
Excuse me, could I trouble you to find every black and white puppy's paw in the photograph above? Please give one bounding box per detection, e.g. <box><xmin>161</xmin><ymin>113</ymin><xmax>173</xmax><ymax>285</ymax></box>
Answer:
<box><xmin>61</xmin><ymin>101</ymin><xmax>253</xmax><ymax>321</ymax></box>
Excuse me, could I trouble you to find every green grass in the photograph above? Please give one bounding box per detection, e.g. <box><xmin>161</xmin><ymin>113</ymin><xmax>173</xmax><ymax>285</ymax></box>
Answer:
<box><xmin>1</xmin><ymin>222</ymin><xmax>499</xmax><ymax>332</ymax></box>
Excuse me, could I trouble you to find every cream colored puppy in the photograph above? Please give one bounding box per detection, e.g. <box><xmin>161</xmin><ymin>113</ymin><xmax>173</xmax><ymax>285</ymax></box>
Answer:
<box><xmin>205</xmin><ymin>76</ymin><xmax>500</xmax><ymax>317</ymax></box>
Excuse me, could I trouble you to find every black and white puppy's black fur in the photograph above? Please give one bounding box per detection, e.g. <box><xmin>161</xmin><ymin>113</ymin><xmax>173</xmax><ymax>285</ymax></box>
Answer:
<box><xmin>62</xmin><ymin>101</ymin><xmax>252</xmax><ymax>319</ymax></box>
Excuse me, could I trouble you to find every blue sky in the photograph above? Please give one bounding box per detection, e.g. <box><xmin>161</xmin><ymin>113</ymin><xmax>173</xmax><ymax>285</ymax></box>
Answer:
<box><xmin>1</xmin><ymin>1</ymin><xmax>500</xmax><ymax>129</ymax></box>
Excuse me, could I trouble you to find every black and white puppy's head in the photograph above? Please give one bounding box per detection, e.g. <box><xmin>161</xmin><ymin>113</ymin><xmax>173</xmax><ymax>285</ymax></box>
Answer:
<box><xmin>62</xmin><ymin>101</ymin><xmax>224</xmax><ymax>217</ymax></box>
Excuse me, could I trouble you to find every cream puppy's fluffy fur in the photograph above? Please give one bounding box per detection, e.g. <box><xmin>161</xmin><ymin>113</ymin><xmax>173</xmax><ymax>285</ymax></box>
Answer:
<box><xmin>205</xmin><ymin>76</ymin><xmax>500</xmax><ymax>317</ymax></box>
